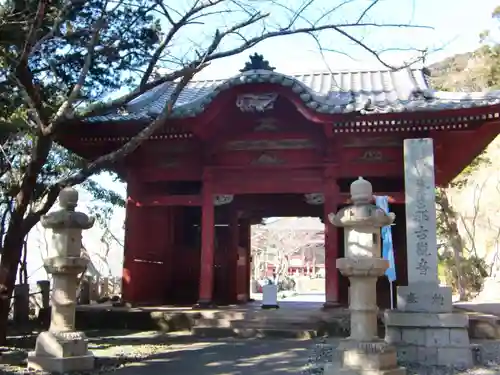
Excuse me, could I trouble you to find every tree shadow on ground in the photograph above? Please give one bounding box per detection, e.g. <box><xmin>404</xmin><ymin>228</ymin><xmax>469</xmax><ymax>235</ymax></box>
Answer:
<box><xmin>1</xmin><ymin>332</ymin><xmax>312</xmax><ymax>375</ymax></box>
<box><xmin>97</xmin><ymin>337</ymin><xmax>311</xmax><ymax>375</ymax></box>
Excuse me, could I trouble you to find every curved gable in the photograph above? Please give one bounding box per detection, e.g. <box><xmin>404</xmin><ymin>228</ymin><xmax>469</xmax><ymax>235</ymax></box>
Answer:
<box><xmin>81</xmin><ymin>68</ymin><xmax>433</xmax><ymax>123</ymax></box>
<box><xmin>81</xmin><ymin>67</ymin><xmax>500</xmax><ymax>126</ymax></box>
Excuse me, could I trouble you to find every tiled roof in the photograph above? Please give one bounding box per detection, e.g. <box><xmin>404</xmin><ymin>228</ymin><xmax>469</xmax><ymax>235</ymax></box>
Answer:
<box><xmin>84</xmin><ymin>68</ymin><xmax>500</xmax><ymax>123</ymax></box>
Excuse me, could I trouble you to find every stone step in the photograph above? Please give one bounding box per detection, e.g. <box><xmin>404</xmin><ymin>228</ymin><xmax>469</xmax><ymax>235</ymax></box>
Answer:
<box><xmin>193</xmin><ymin>312</ymin><xmax>331</xmax><ymax>325</ymax></box>
<box><xmin>194</xmin><ymin>317</ymin><xmax>318</xmax><ymax>329</ymax></box>
<box><xmin>452</xmin><ymin>307</ymin><xmax>500</xmax><ymax>340</ymax></box>
<box><xmin>192</xmin><ymin>317</ymin><xmax>375</xmax><ymax>337</ymax></box>
<box><xmin>191</xmin><ymin>326</ymin><xmax>318</xmax><ymax>339</ymax></box>
<box><xmin>193</xmin><ymin>318</ymin><xmax>233</xmax><ymax>328</ymax></box>
<box><xmin>467</xmin><ymin>314</ymin><xmax>500</xmax><ymax>339</ymax></box>
<box><xmin>230</xmin><ymin>319</ymin><xmax>317</xmax><ymax>330</ymax></box>
<box><xmin>188</xmin><ymin>310</ymin><xmax>249</xmax><ymax>320</ymax></box>
<box><xmin>191</xmin><ymin>311</ymin><xmax>321</xmax><ymax>322</ymax></box>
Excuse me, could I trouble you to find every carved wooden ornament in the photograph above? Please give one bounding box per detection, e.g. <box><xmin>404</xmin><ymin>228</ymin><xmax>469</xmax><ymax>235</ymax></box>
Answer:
<box><xmin>236</xmin><ymin>93</ymin><xmax>278</xmax><ymax>112</ymax></box>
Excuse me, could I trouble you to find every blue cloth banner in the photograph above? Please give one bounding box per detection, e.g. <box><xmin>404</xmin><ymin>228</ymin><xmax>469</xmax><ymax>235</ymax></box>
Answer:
<box><xmin>375</xmin><ymin>196</ymin><xmax>396</xmax><ymax>282</ymax></box>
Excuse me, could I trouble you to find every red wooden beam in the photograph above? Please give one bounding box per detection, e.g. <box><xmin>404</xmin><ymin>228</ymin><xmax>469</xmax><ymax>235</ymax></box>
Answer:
<box><xmin>129</xmin><ymin>195</ymin><xmax>202</xmax><ymax>207</ymax></box>
<box><xmin>133</xmin><ymin>167</ymin><xmax>202</xmax><ymax>182</ymax></box>
<box><xmin>129</xmin><ymin>192</ymin><xmax>404</xmax><ymax>207</ymax></box>
<box><xmin>339</xmin><ymin>162</ymin><xmax>402</xmax><ymax>178</ymax></box>
<box><xmin>132</xmin><ymin>162</ymin><xmax>404</xmax><ymax>183</ymax></box>
<box><xmin>213</xmin><ymin>181</ymin><xmax>322</xmax><ymax>195</ymax></box>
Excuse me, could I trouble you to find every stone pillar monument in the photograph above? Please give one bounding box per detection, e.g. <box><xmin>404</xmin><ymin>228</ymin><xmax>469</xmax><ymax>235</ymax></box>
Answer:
<box><xmin>384</xmin><ymin>138</ymin><xmax>472</xmax><ymax>368</ymax></box>
<box><xmin>28</xmin><ymin>187</ymin><xmax>95</xmax><ymax>373</ymax></box>
<box><xmin>326</xmin><ymin>177</ymin><xmax>405</xmax><ymax>375</ymax></box>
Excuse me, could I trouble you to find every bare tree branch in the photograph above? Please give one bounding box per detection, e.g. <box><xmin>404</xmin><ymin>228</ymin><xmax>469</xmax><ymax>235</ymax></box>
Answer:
<box><xmin>355</xmin><ymin>0</ymin><xmax>381</xmax><ymax>24</ymax></box>
<box><xmin>18</xmin><ymin>0</ymin><xmax>47</xmax><ymax>66</ymax></box>
<box><xmin>139</xmin><ymin>0</ymin><xmax>226</xmax><ymax>88</ymax></box>
<box><xmin>81</xmin><ymin>64</ymin><xmax>208</xmax><ymax>118</ymax></box>
<box><xmin>23</xmin><ymin>67</ymin><xmax>201</xmax><ymax>231</ymax></box>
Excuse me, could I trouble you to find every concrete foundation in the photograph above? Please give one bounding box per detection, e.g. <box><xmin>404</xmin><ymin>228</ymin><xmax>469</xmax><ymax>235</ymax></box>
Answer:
<box><xmin>384</xmin><ymin>311</ymin><xmax>472</xmax><ymax>368</ymax></box>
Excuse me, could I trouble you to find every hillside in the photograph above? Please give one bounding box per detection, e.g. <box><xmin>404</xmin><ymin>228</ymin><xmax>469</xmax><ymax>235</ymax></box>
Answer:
<box><xmin>428</xmin><ymin>46</ymin><xmax>500</xmax><ymax>91</ymax></box>
<box><xmin>429</xmin><ymin>49</ymin><xmax>500</xmax><ymax>289</ymax></box>
<box><xmin>428</xmin><ymin>52</ymin><xmax>475</xmax><ymax>90</ymax></box>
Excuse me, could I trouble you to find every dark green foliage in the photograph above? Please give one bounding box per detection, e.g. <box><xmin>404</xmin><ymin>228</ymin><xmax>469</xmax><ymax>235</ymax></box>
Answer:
<box><xmin>0</xmin><ymin>0</ymin><xmax>162</xmax><ymax>248</ymax></box>
<box><xmin>429</xmin><ymin>3</ymin><xmax>500</xmax><ymax>92</ymax></box>
<box><xmin>82</xmin><ymin>178</ymin><xmax>125</xmax><ymax>209</ymax></box>
<box><xmin>451</xmin><ymin>152</ymin><xmax>492</xmax><ymax>189</ymax></box>
<box><xmin>438</xmin><ymin>251</ymin><xmax>488</xmax><ymax>299</ymax></box>
<box><xmin>1</xmin><ymin>0</ymin><xmax>161</xmax><ymax>120</ymax></box>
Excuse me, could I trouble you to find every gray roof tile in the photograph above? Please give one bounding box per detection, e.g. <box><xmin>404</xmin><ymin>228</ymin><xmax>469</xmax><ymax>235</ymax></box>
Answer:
<box><xmin>84</xmin><ymin>68</ymin><xmax>500</xmax><ymax>123</ymax></box>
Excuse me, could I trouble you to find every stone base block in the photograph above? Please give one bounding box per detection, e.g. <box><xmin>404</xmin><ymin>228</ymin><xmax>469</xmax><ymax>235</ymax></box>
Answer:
<box><xmin>261</xmin><ymin>304</ymin><xmax>280</xmax><ymax>309</ymax></box>
<box><xmin>193</xmin><ymin>300</ymin><xmax>216</xmax><ymax>309</ymax></box>
<box><xmin>27</xmin><ymin>353</ymin><xmax>94</xmax><ymax>373</ymax></box>
<box><xmin>397</xmin><ymin>284</ymin><xmax>452</xmax><ymax>313</ymax></box>
<box><xmin>396</xmin><ymin>345</ymin><xmax>473</xmax><ymax>368</ymax></box>
<box><xmin>325</xmin><ymin>339</ymin><xmax>406</xmax><ymax>375</ymax></box>
<box><xmin>384</xmin><ymin>311</ymin><xmax>468</xmax><ymax>329</ymax></box>
<box><xmin>27</xmin><ymin>330</ymin><xmax>94</xmax><ymax>373</ymax></box>
<box><xmin>323</xmin><ymin>301</ymin><xmax>342</xmax><ymax>309</ymax></box>
<box><xmin>384</xmin><ymin>311</ymin><xmax>472</xmax><ymax>368</ymax></box>
<box><xmin>334</xmin><ymin>368</ymin><xmax>406</xmax><ymax>375</ymax></box>
<box><xmin>324</xmin><ymin>361</ymin><xmax>406</xmax><ymax>375</ymax></box>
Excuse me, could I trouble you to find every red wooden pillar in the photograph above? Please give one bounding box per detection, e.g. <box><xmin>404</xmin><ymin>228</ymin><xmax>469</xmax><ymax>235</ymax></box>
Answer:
<box><xmin>197</xmin><ymin>172</ymin><xmax>215</xmax><ymax>307</ymax></box>
<box><xmin>229</xmin><ymin>209</ymin><xmax>240</xmax><ymax>303</ymax></box>
<box><xmin>239</xmin><ymin>218</ymin><xmax>252</xmax><ymax>301</ymax></box>
<box><xmin>323</xmin><ymin>174</ymin><xmax>340</xmax><ymax>308</ymax></box>
<box><xmin>122</xmin><ymin>200</ymin><xmax>138</xmax><ymax>304</ymax></box>
<box><xmin>122</xmin><ymin>173</ymin><xmax>141</xmax><ymax>305</ymax></box>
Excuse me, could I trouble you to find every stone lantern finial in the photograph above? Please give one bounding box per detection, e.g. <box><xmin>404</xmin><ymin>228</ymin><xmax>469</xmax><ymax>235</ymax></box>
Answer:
<box><xmin>59</xmin><ymin>187</ymin><xmax>79</xmax><ymax>211</ymax></box>
<box><xmin>350</xmin><ymin>176</ymin><xmax>372</xmax><ymax>204</ymax></box>
<box><xmin>328</xmin><ymin>177</ymin><xmax>394</xmax><ymax>228</ymax></box>
<box><xmin>41</xmin><ymin>187</ymin><xmax>95</xmax><ymax>231</ymax></box>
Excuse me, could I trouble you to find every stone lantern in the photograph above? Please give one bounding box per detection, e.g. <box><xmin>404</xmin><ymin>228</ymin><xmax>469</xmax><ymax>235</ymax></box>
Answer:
<box><xmin>326</xmin><ymin>177</ymin><xmax>405</xmax><ymax>375</ymax></box>
<box><xmin>27</xmin><ymin>187</ymin><xmax>95</xmax><ymax>373</ymax></box>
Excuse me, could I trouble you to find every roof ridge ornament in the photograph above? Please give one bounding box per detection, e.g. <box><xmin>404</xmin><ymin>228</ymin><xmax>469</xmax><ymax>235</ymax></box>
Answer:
<box><xmin>421</xmin><ymin>67</ymin><xmax>431</xmax><ymax>77</ymax></box>
<box><xmin>240</xmin><ymin>53</ymin><xmax>275</xmax><ymax>72</ymax></box>
<box><xmin>410</xmin><ymin>89</ymin><xmax>434</xmax><ymax>101</ymax></box>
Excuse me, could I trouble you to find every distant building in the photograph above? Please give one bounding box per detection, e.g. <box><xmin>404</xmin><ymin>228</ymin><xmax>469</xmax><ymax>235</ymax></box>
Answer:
<box><xmin>256</xmin><ymin>217</ymin><xmax>325</xmax><ymax>278</ymax></box>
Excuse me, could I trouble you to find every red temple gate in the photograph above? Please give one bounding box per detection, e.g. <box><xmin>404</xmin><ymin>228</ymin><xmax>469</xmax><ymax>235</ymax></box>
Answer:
<box><xmin>59</xmin><ymin>55</ymin><xmax>500</xmax><ymax>308</ymax></box>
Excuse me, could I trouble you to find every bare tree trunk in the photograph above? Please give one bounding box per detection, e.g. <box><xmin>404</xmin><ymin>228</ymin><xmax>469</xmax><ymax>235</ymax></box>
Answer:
<box><xmin>18</xmin><ymin>240</ymin><xmax>28</xmax><ymax>285</ymax></box>
<box><xmin>436</xmin><ymin>188</ymin><xmax>467</xmax><ymax>301</ymax></box>
<box><xmin>0</xmin><ymin>223</ymin><xmax>27</xmax><ymax>344</ymax></box>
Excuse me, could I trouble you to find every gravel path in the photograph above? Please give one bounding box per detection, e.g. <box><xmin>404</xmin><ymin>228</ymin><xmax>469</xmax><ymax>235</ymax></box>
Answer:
<box><xmin>303</xmin><ymin>338</ymin><xmax>500</xmax><ymax>375</ymax></box>
<box><xmin>2</xmin><ymin>331</ymin><xmax>500</xmax><ymax>375</ymax></box>
<box><xmin>0</xmin><ymin>331</ymin><xmax>312</xmax><ymax>374</ymax></box>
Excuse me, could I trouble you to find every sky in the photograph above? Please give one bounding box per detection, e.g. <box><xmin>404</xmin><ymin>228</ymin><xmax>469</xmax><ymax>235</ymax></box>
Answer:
<box><xmin>184</xmin><ymin>0</ymin><xmax>500</xmax><ymax>79</ymax></box>
<box><xmin>23</xmin><ymin>0</ymin><xmax>500</xmax><ymax>284</ymax></box>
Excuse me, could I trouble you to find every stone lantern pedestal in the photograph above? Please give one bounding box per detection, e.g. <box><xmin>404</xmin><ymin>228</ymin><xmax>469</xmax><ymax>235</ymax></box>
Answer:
<box><xmin>326</xmin><ymin>177</ymin><xmax>405</xmax><ymax>375</ymax></box>
<box><xmin>27</xmin><ymin>187</ymin><xmax>95</xmax><ymax>373</ymax></box>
